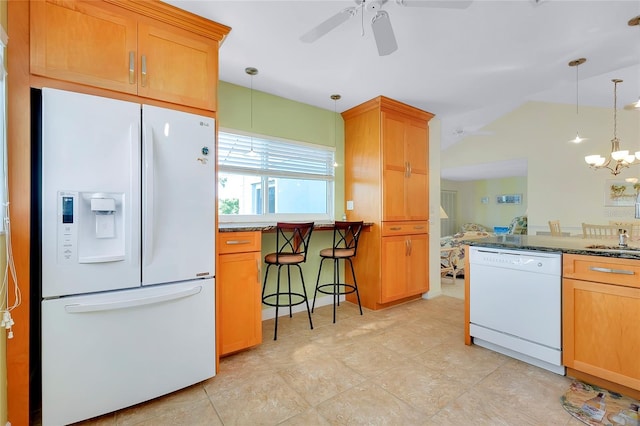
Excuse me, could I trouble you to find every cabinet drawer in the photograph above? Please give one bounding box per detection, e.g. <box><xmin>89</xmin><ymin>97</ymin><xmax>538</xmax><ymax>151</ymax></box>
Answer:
<box><xmin>563</xmin><ymin>254</ymin><xmax>640</xmax><ymax>289</ymax></box>
<box><xmin>381</xmin><ymin>221</ymin><xmax>428</xmax><ymax>237</ymax></box>
<box><xmin>217</xmin><ymin>231</ymin><xmax>261</xmax><ymax>254</ymax></box>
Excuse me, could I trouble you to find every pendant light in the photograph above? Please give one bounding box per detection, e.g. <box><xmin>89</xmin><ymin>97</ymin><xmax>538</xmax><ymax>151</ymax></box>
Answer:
<box><xmin>245</xmin><ymin>67</ymin><xmax>258</xmax><ymax>156</ymax></box>
<box><xmin>331</xmin><ymin>94</ymin><xmax>341</xmax><ymax>168</ymax></box>
<box><xmin>585</xmin><ymin>79</ymin><xmax>640</xmax><ymax>175</ymax></box>
<box><xmin>625</xmin><ymin>15</ymin><xmax>640</xmax><ymax>111</ymax></box>
<box><xmin>568</xmin><ymin>58</ymin><xmax>587</xmax><ymax>144</ymax></box>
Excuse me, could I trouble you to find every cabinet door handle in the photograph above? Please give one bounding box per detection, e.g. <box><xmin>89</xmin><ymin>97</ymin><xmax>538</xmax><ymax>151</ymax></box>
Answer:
<box><xmin>141</xmin><ymin>55</ymin><xmax>147</xmax><ymax>87</ymax></box>
<box><xmin>589</xmin><ymin>266</ymin><xmax>635</xmax><ymax>275</ymax></box>
<box><xmin>256</xmin><ymin>260</ymin><xmax>261</xmax><ymax>285</ymax></box>
<box><xmin>408</xmin><ymin>239</ymin><xmax>412</xmax><ymax>256</ymax></box>
<box><xmin>413</xmin><ymin>225</ymin><xmax>425</xmax><ymax>230</ymax></box>
<box><xmin>390</xmin><ymin>226</ymin><xmax>401</xmax><ymax>231</ymax></box>
<box><xmin>129</xmin><ymin>51</ymin><xmax>135</xmax><ymax>84</ymax></box>
<box><xmin>407</xmin><ymin>161</ymin><xmax>412</xmax><ymax>177</ymax></box>
<box><xmin>405</xmin><ymin>239</ymin><xmax>410</xmax><ymax>256</ymax></box>
<box><xmin>225</xmin><ymin>240</ymin><xmax>251</xmax><ymax>245</ymax></box>
<box><xmin>404</xmin><ymin>161</ymin><xmax>409</xmax><ymax>178</ymax></box>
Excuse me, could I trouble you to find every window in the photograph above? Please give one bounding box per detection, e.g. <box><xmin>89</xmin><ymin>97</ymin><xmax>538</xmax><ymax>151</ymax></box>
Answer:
<box><xmin>218</xmin><ymin>130</ymin><xmax>335</xmax><ymax>222</ymax></box>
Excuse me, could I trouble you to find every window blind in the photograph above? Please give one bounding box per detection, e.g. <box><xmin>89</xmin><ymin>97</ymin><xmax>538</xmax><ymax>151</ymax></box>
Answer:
<box><xmin>218</xmin><ymin>131</ymin><xmax>335</xmax><ymax>181</ymax></box>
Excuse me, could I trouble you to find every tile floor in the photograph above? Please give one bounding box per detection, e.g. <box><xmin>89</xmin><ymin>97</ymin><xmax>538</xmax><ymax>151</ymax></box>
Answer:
<box><xmin>440</xmin><ymin>276</ymin><xmax>465</xmax><ymax>299</ymax></box>
<box><xmin>71</xmin><ymin>286</ymin><xmax>584</xmax><ymax>426</ymax></box>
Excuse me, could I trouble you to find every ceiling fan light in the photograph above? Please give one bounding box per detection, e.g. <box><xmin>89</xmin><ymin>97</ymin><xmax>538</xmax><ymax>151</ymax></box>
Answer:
<box><xmin>611</xmin><ymin>150</ymin><xmax>629</xmax><ymax>161</ymax></box>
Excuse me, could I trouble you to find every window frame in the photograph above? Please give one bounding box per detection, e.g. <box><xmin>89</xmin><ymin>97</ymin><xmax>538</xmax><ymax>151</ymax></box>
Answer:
<box><xmin>217</xmin><ymin>128</ymin><xmax>335</xmax><ymax>224</ymax></box>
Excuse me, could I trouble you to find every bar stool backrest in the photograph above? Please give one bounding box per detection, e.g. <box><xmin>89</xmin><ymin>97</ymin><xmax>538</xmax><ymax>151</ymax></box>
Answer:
<box><xmin>330</xmin><ymin>221</ymin><xmax>363</xmax><ymax>258</ymax></box>
<box><xmin>273</xmin><ymin>222</ymin><xmax>314</xmax><ymax>264</ymax></box>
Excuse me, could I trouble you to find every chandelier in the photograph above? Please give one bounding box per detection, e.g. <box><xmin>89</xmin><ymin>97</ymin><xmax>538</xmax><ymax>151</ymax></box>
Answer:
<box><xmin>584</xmin><ymin>79</ymin><xmax>639</xmax><ymax>176</ymax></box>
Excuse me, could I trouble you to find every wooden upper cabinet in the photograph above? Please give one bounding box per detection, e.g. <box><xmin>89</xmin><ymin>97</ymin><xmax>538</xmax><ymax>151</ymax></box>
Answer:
<box><xmin>382</xmin><ymin>110</ymin><xmax>429</xmax><ymax>221</ymax></box>
<box><xmin>30</xmin><ymin>0</ymin><xmax>138</xmax><ymax>95</ymax></box>
<box><xmin>137</xmin><ymin>22</ymin><xmax>218</xmax><ymax>109</ymax></box>
<box><xmin>30</xmin><ymin>0</ymin><xmax>230</xmax><ymax>111</ymax></box>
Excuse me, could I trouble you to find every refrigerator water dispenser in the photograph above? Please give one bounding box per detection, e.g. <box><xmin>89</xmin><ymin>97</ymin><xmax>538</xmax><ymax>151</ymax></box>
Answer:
<box><xmin>57</xmin><ymin>191</ymin><xmax>127</xmax><ymax>264</ymax></box>
<box><xmin>91</xmin><ymin>196</ymin><xmax>116</xmax><ymax>239</ymax></box>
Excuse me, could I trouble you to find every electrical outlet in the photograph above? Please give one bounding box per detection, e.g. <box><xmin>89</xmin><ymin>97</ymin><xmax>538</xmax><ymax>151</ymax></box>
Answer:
<box><xmin>346</xmin><ymin>200</ymin><xmax>354</xmax><ymax>210</ymax></box>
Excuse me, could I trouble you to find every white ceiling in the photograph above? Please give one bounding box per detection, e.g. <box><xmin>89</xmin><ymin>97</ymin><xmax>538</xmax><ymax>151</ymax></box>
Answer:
<box><xmin>166</xmin><ymin>0</ymin><xmax>640</xmax><ymax>180</ymax></box>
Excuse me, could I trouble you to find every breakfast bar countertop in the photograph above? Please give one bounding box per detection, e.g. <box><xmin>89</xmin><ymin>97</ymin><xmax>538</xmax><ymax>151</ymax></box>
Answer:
<box><xmin>219</xmin><ymin>222</ymin><xmax>373</xmax><ymax>233</ymax></box>
<box><xmin>466</xmin><ymin>234</ymin><xmax>640</xmax><ymax>260</ymax></box>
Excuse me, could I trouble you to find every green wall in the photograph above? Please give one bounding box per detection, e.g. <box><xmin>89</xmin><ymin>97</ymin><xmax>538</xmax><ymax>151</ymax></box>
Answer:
<box><xmin>217</xmin><ymin>81</ymin><xmax>346</xmax><ymax>315</ymax></box>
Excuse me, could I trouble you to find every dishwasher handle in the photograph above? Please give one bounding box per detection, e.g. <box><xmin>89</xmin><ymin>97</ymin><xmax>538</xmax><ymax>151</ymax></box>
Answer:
<box><xmin>589</xmin><ymin>266</ymin><xmax>635</xmax><ymax>275</ymax></box>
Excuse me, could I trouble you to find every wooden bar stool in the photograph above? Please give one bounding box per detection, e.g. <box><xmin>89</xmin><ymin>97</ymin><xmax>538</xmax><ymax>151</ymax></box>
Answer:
<box><xmin>312</xmin><ymin>221</ymin><xmax>364</xmax><ymax>323</ymax></box>
<box><xmin>261</xmin><ymin>222</ymin><xmax>314</xmax><ymax>340</ymax></box>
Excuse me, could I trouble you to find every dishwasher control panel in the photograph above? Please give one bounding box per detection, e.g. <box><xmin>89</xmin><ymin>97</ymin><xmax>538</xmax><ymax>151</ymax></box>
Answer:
<box><xmin>469</xmin><ymin>247</ymin><xmax>561</xmax><ymax>275</ymax></box>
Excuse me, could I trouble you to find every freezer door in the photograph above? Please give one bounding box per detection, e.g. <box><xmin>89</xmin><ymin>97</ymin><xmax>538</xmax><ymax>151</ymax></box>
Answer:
<box><xmin>41</xmin><ymin>279</ymin><xmax>215</xmax><ymax>426</ymax></box>
<box><xmin>41</xmin><ymin>88</ymin><xmax>141</xmax><ymax>298</ymax></box>
<box><xmin>142</xmin><ymin>105</ymin><xmax>215</xmax><ymax>285</ymax></box>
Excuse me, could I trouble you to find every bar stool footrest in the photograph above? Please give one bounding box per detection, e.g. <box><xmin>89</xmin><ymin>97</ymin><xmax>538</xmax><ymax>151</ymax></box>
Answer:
<box><xmin>262</xmin><ymin>292</ymin><xmax>309</xmax><ymax>308</ymax></box>
<box><xmin>315</xmin><ymin>283</ymin><xmax>358</xmax><ymax>296</ymax></box>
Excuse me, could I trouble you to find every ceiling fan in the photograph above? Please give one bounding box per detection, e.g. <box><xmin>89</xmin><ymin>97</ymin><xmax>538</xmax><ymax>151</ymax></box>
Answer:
<box><xmin>300</xmin><ymin>0</ymin><xmax>473</xmax><ymax>56</ymax></box>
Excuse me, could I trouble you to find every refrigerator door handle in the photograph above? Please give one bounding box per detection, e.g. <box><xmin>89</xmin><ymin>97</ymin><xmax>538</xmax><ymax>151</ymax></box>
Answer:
<box><xmin>64</xmin><ymin>285</ymin><xmax>203</xmax><ymax>313</ymax></box>
<box><xmin>143</xmin><ymin>124</ymin><xmax>154</xmax><ymax>265</ymax></box>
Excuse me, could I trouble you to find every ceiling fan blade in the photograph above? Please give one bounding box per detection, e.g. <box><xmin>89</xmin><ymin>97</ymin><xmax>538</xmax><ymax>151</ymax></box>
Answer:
<box><xmin>395</xmin><ymin>0</ymin><xmax>473</xmax><ymax>9</ymax></box>
<box><xmin>300</xmin><ymin>7</ymin><xmax>357</xmax><ymax>43</ymax></box>
<box><xmin>371</xmin><ymin>10</ymin><xmax>397</xmax><ymax>56</ymax></box>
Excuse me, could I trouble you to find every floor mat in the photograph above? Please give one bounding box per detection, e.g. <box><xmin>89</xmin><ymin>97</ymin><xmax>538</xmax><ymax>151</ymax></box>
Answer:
<box><xmin>561</xmin><ymin>381</ymin><xmax>639</xmax><ymax>426</ymax></box>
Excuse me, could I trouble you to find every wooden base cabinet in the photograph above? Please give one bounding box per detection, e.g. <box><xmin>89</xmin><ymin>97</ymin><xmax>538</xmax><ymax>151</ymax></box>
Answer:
<box><xmin>217</xmin><ymin>232</ymin><xmax>263</xmax><ymax>357</ymax></box>
<box><xmin>343</xmin><ymin>96</ymin><xmax>433</xmax><ymax>310</ymax></box>
<box><xmin>562</xmin><ymin>254</ymin><xmax>640</xmax><ymax>395</ymax></box>
<box><xmin>30</xmin><ymin>0</ymin><xmax>230</xmax><ymax>110</ymax></box>
<box><xmin>380</xmin><ymin>224</ymin><xmax>429</xmax><ymax>303</ymax></box>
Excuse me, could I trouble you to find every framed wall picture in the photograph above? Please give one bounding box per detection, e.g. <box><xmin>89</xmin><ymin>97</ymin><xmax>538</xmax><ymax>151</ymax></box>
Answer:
<box><xmin>496</xmin><ymin>194</ymin><xmax>522</xmax><ymax>204</ymax></box>
<box><xmin>604</xmin><ymin>179</ymin><xmax>640</xmax><ymax>206</ymax></box>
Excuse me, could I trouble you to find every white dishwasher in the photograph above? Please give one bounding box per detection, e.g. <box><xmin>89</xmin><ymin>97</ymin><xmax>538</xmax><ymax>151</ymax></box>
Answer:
<box><xmin>469</xmin><ymin>246</ymin><xmax>565</xmax><ymax>375</ymax></box>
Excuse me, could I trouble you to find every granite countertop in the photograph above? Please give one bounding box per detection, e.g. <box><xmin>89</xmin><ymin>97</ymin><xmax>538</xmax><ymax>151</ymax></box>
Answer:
<box><xmin>466</xmin><ymin>235</ymin><xmax>640</xmax><ymax>260</ymax></box>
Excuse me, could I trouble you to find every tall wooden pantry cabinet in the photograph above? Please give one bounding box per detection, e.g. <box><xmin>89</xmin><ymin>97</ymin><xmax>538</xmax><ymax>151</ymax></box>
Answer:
<box><xmin>342</xmin><ymin>96</ymin><xmax>434</xmax><ymax>310</ymax></box>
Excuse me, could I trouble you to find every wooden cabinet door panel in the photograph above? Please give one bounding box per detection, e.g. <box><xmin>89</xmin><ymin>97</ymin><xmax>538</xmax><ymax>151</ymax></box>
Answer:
<box><xmin>407</xmin><ymin>233</ymin><xmax>429</xmax><ymax>295</ymax></box>
<box><xmin>380</xmin><ymin>236</ymin><xmax>408</xmax><ymax>303</ymax></box>
<box><xmin>382</xmin><ymin>112</ymin><xmax>407</xmax><ymax>220</ymax></box>
<box><xmin>219</xmin><ymin>251</ymin><xmax>262</xmax><ymax>356</ymax></box>
<box><xmin>406</xmin><ymin>172</ymin><xmax>428</xmax><ymax>220</ymax></box>
<box><xmin>382</xmin><ymin>169</ymin><xmax>405</xmax><ymax>221</ymax></box>
<box><xmin>381</xmin><ymin>113</ymin><xmax>405</xmax><ymax>170</ymax></box>
<box><xmin>31</xmin><ymin>0</ymin><xmax>138</xmax><ymax>94</ymax></box>
<box><xmin>563</xmin><ymin>278</ymin><xmax>640</xmax><ymax>390</ymax></box>
<box><xmin>405</xmin><ymin>120</ymin><xmax>428</xmax><ymax>174</ymax></box>
<box><xmin>405</xmin><ymin>120</ymin><xmax>428</xmax><ymax>219</ymax></box>
<box><xmin>138</xmin><ymin>23</ymin><xmax>218</xmax><ymax>110</ymax></box>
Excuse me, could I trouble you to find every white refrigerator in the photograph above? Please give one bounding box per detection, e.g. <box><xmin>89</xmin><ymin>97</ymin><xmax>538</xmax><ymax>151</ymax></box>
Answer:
<box><xmin>38</xmin><ymin>88</ymin><xmax>216</xmax><ymax>425</ymax></box>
